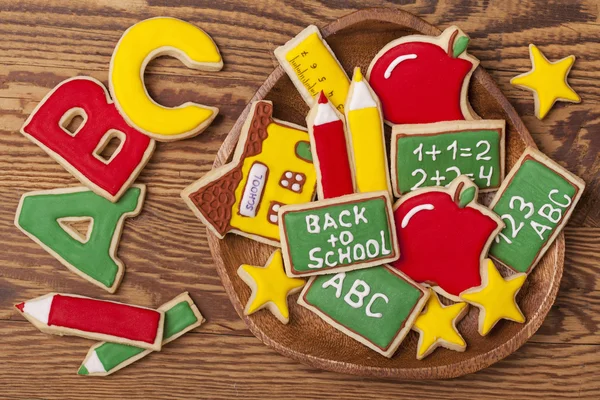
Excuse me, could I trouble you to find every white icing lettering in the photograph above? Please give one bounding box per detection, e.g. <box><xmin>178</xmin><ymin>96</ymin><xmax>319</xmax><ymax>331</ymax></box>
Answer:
<box><xmin>365</xmin><ymin>293</ymin><xmax>389</xmax><ymax>318</ymax></box>
<box><xmin>307</xmin><ymin>247</ymin><xmax>323</xmax><ymax>269</ymax></box>
<box><xmin>538</xmin><ymin>203</ymin><xmax>562</xmax><ymax>224</ymax></box>
<box><xmin>479</xmin><ymin>165</ymin><xmax>494</xmax><ymax>187</ymax></box>
<box><xmin>530</xmin><ymin>220</ymin><xmax>553</xmax><ymax>241</ymax></box>
<box><xmin>325</xmin><ymin>251</ymin><xmax>337</xmax><ymax>267</ymax></box>
<box><xmin>323</xmin><ymin>213</ymin><xmax>338</xmax><ymax>230</ymax></box>
<box><xmin>366</xmin><ymin>239</ymin><xmax>379</xmax><ymax>258</ymax></box>
<box><xmin>548</xmin><ymin>189</ymin><xmax>571</xmax><ymax>208</ymax></box>
<box><xmin>338</xmin><ymin>247</ymin><xmax>352</xmax><ymax>264</ymax></box>
<box><xmin>339</xmin><ymin>231</ymin><xmax>354</xmax><ymax>246</ymax></box>
<box><xmin>239</xmin><ymin>162</ymin><xmax>268</xmax><ymax>217</ymax></box>
<box><xmin>380</xmin><ymin>230</ymin><xmax>391</xmax><ymax>255</ymax></box>
<box><xmin>306</xmin><ymin>215</ymin><xmax>320</xmax><ymax>233</ymax></box>
<box><xmin>353</xmin><ymin>206</ymin><xmax>368</xmax><ymax>225</ymax></box>
<box><xmin>353</xmin><ymin>243</ymin><xmax>366</xmax><ymax>260</ymax></box>
<box><xmin>339</xmin><ymin>210</ymin><xmax>352</xmax><ymax>227</ymax></box>
<box><xmin>344</xmin><ymin>279</ymin><xmax>370</xmax><ymax>308</ymax></box>
<box><xmin>322</xmin><ymin>273</ymin><xmax>345</xmax><ymax>298</ymax></box>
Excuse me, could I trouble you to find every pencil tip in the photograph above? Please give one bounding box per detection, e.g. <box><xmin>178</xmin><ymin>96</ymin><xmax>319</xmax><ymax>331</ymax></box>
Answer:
<box><xmin>353</xmin><ymin>67</ymin><xmax>363</xmax><ymax>82</ymax></box>
<box><xmin>78</xmin><ymin>365</ymin><xmax>89</xmax><ymax>375</ymax></box>
<box><xmin>15</xmin><ymin>302</ymin><xmax>25</xmax><ymax>312</ymax></box>
<box><xmin>318</xmin><ymin>91</ymin><xmax>328</xmax><ymax>104</ymax></box>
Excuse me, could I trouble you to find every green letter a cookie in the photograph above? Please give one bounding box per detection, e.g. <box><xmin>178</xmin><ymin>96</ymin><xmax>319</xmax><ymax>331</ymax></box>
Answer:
<box><xmin>15</xmin><ymin>185</ymin><xmax>146</xmax><ymax>292</ymax></box>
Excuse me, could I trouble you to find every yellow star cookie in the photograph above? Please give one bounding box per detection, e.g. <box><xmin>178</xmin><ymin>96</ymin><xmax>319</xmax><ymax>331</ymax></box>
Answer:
<box><xmin>460</xmin><ymin>259</ymin><xmax>527</xmax><ymax>336</ymax></box>
<box><xmin>511</xmin><ymin>44</ymin><xmax>580</xmax><ymax>120</ymax></box>
<box><xmin>237</xmin><ymin>249</ymin><xmax>305</xmax><ymax>324</ymax></box>
<box><xmin>412</xmin><ymin>289</ymin><xmax>468</xmax><ymax>360</ymax></box>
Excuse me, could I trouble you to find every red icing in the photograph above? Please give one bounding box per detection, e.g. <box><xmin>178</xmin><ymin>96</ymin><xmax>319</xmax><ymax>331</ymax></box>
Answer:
<box><xmin>318</xmin><ymin>91</ymin><xmax>328</xmax><ymax>104</ymax></box>
<box><xmin>15</xmin><ymin>302</ymin><xmax>24</xmax><ymax>312</ymax></box>
<box><xmin>313</xmin><ymin>119</ymin><xmax>354</xmax><ymax>199</ymax></box>
<box><xmin>391</xmin><ymin>190</ymin><xmax>499</xmax><ymax>296</ymax></box>
<box><xmin>22</xmin><ymin>78</ymin><xmax>152</xmax><ymax>198</ymax></box>
<box><xmin>369</xmin><ymin>42</ymin><xmax>473</xmax><ymax>124</ymax></box>
<box><xmin>47</xmin><ymin>294</ymin><xmax>160</xmax><ymax>344</ymax></box>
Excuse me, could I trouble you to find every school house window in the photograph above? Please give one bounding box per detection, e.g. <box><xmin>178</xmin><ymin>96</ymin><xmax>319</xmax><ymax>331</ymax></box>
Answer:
<box><xmin>280</xmin><ymin>171</ymin><xmax>306</xmax><ymax>193</ymax></box>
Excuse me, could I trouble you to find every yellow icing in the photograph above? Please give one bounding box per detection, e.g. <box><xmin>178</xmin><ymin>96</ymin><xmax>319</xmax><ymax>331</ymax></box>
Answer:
<box><xmin>230</xmin><ymin>121</ymin><xmax>316</xmax><ymax>240</ymax></box>
<box><xmin>510</xmin><ymin>44</ymin><xmax>580</xmax><ymax>120</ymax></box>
<box><xmin>238</xmin><ymin>250</ymin><xmax>305</xmax><ymax>322</ymax></box>
<box><xmin>413</xmin><ymin>289</ymin><xmax>467</xmax><ymax>360</ymax></box>
<box><xmin>284</xmin><ymin>31</ymin><xmax>350</xmax><ymax>112</ymax></box>
<box><xmin>110</xmin><ymin>17</ymin><xmax>222</xmax><ymax>139</ymax></box>
<box><xmin>460</xmin><ymin>259</ymin><xmax>526</xmax><ymax>336</ymax></box>
<box><xmin>346</xmin><ymin>68</ymin><xmax>390</xmax><ymax>194</ymax></box>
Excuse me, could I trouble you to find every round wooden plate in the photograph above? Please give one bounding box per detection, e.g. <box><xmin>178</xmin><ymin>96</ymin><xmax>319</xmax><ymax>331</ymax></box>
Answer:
<box><xmin>206</xmin><ymin>8</ymin><xmax>564</xmax><ymax>379</ymax></box>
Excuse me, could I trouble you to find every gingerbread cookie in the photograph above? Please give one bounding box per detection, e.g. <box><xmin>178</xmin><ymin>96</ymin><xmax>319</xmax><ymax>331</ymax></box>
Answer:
<box><xmin>279</xmin><ymin>192</ymin><xmax>399</xmax><ymax>277</ymax></box>
<box><xmin>306</xmin><ymin>91</ymin><xmax>355</xmax><ymax>199</ymax></box>
<box><xmin>16</xmin><ymin>293</ymin><xmax>164</xmax><ymax>350</ymax></box>
<box><xmin>298</xmin><ymin>265</ymin><xmax>428</xmax><ymax>358</ymax></box>
<box><xmin>15</xmin><ymin>184</ymin><xmax>146</xmax><ymax>293</ymax></box>
<box><xmin>367</xmin><ymin>26</ymin><xmax>479</xmax><ymax>125</ymax></box>
<box><xmin>344</xmin><ymin>67</ymin><xmax>391</xmax><ymax>196</ymax></box>
<box><xmin>511</xmin><ymin>44</ymin><xmax>580</xmax><ymax>120</ymax></box>
<box><xmin>391</xmin><ymin>120</ymin><xmax>506</xmax><ymax>196</ymax></box>
<box><xmin>412</xmin><ymin>289</ymin><xmax>468</xmax><ymax>360</ymax></box>
<box><xmin>79</xmin><ymin>292</ymin><xmax>204</xmax><ymax>376</ymax></box>
<box><xmin>390</xmin><ymin>176</ymin><xmax>504</xmax><ymax>301</ymax></box>
<box><xmin>237</xmin><ymin>250</ymin><xmax>305</xmax><ymax>324</ymax></box>
<box><xmin>489</xmin><ymin>147</ymin><xmax>585</xmax><ymax>274</ymax></box>
<box><xmin>20</xmin><ymin>77</ymin><xmax>155</xmax><ymax>202</ymax></box>
<box><xmin>460</xmin><ymin>260</ymin><xmax>526</xmax><ymax>336</ymax></box>
<box><xmin>110</xmin><ymin>17</ymin><xmax>222</xmax><ymax>141</ymax></box>
<box><xmin>275</xmin><ymin>24</ymin><xmax>350</xmax><ymax>112</ymax></box>
<box><xmin>181</xmin><ymin>101</ymin><xmax>317</xmax><ymax>246</ymax></box>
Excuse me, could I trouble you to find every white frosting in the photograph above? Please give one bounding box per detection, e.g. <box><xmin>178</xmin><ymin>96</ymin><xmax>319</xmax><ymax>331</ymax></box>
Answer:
<box><xmin>314</xmin><ymin>102</ymin><xmax>339</xmax><ymax>125</ymax></box>
<box><xmin>348</xmin><ymin>80</ymin><xmax>377</xmax><ymax>111</ymax></box>
<box><xmin>384</xmin><ymin>54</ymin><xmax>418</xmax><ymax>79</ymax></box>
<box><xmin>401</xmin><ymin>204</ymin><xmax>434</xmax><ymax>228</ymax></box>
<box><xmin>239</xmin><ymin>162</ymin><xmax>268</xmax><ymax>217</ymax></box>
<box><xmin>23</xmin><ymin>295</ymin><xmax>54</xmax><ymax>324</ymax></box>
<box><xmin>84</xmin><ymin>351</ymin><xmax>107</xmax><ymax>374</ymax></box>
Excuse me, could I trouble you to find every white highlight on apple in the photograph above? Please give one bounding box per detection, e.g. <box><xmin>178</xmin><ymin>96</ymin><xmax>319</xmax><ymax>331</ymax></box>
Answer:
<box><xmin>401</xmin><ymin>203</ymin><xmax>434</xmax><ymax>228</ymax></box>
<box><xmin>384</xmin><ymin>54</ymin><xmax>418</xmax><ymax>79</ymax></box>
<box><xmin>22</xmin><ymin>295</ymin><xmax>54</xmax><ymax>324</ymax></box>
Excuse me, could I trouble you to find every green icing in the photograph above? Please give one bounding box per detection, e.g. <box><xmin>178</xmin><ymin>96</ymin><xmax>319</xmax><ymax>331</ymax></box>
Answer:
<box><xmin>283</xmin><ymin>196</ymin><xmax>394</xmax><ymax>273</ymax></box>
<box><xmin>490</xmin><ymin>159</ymin><xmax>578</xmax><ymax>273</ymax></box>
<box><xmin>87</xmin><ymin>300</ymin><xmax>198</xmax><ymax>374</ymax></box>
<box><xmin>17</xmin><ymin>186</ymin><xmax>142</xmax><ymax>288</ymax></box>
<box><xmin>395</xmin><ymin>129</ymin><xmax>501</xmax><ymax>194</ymax></box>
<box><xmin>295</xmin><ymin>141</ymin><xmax>313</xmax><ymax>163</ymax></box>
<box><xmin>452</xmin><ymin>36</ymin><xmax>470</xmax><ymax>58</ymax></box>
<box><xmin>78</xmin><ymin>365</ymin><xmax>89</xmax><ymax>375</ymax></box>
<box><xmin>304</xmin><ymin>266</ymin><xmax>422</xmax><ymax>349</ymax></box>
<box><xmin>459</xmin><ymin>186</ymin><xmax>476</xmax><ymax>208</ymax></box>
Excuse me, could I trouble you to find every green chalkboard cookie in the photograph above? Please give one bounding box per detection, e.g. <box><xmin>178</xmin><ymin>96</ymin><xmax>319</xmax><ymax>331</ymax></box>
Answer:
<box><xmin>489</xmin><ymin>147</ymin><xmax>585</xmax><ymax>274</ymax></box>
<box><xmin>278</xmin><ymin>191</ymin><xmax>399</xmax><ymax>278</ymax></box>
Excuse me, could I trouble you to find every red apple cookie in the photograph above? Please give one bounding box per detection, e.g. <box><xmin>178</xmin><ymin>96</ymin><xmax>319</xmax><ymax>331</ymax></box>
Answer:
<box><xmin>367</xmin><ymin>26</ymin><xmax>479</xmax><ymax>125</ymax></box>
<box><xmin>390</xmin><ymin>176</ymin><xmax>504</xmax><ymax>301</ymax></box>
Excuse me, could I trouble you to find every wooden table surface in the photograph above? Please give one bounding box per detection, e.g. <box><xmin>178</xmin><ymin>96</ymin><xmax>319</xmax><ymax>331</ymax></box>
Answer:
<box><xmin>0</xmin><ymin>1</ymin><xmax>598</xmax><ymax>399</ymax></box>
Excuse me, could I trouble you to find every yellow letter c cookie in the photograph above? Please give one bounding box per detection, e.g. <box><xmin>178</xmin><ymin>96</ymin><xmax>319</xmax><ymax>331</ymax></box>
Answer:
<box><xmin>110</xmin><ymin>17</ymin><xmax>223</xmax><ymax>142</ymax></box>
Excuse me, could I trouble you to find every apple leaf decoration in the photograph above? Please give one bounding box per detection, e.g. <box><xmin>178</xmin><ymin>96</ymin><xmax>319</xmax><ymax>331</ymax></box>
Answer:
<box><xmin>452</xmin><ymin>36</ymin><xmax>470</xmax><ymax>58</ymax></box>
<box><xmin>458</xmin><ymin>185</ymin><xmax>476</xmax><ymax>208</ymax></box>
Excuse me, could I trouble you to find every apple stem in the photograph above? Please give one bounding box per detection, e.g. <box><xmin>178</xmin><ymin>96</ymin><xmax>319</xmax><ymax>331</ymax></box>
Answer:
<box><xmin>448</xmin><ymin>29</ymin><xmax>470</xmax><ymax>58</ymax></box>
<box><xmin>453</xmin><ymin>181</ymin><xmax>464</xmax><ymax>204</ymax></box>
<box><xmin>447</xmin><ymin>30</ymin><xmax>459</xmax><ymax>58</ymax></box>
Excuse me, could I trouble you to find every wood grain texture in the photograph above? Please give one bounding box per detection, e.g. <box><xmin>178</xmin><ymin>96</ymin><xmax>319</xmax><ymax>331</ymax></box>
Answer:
<box><xmin>0</xmin><ymin>0</ymin><xmax>598</xmax><ymax>398</ymax></box>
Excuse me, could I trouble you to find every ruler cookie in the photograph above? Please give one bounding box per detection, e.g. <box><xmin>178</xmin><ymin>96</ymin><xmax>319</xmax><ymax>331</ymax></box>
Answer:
<box><xmin>181</xmin><ymin>101</ymin><xmax>317</xmax><ymax>246</ymax></box>
<box><xmin>298</xmin><ymin>265</ymin><xmax>429</xmax><ymax>357</ymax></box>
<box><xmin>279</xmin><ymin>192</ymin><xmax>399</xmax><ymax>278</ymax></box>
<box><xmin>489</xmin><ymin>147</ymin><xmax>585</xmax><ymax>274</ymax></box>
<box><xmin>79</xmin><ymin>292</ymin><xmax>204</xmax><ymax>376</ymax></box>
<box><xmin>16</xmin><ymin>293</ymin><xmax>164</xmax><ymax>351</ymax></box>
<box><xmin>367</xmin><ymin>26</ymin><xmax>479</xmax><ymax>125</ymax></box>
<box><xmin>14</xmin><ymin>185</ymin><xmax>146</xmax><ymax>293</ymax></box>
<box><xmin>391</xmin><ymin>120</ymin><xmax>506</xmax><ymax>196</ymax></box>
<box><xmin>275</xmin><ymin>25</ymin><xmax>350</xmax><ymax>112</ymax></box>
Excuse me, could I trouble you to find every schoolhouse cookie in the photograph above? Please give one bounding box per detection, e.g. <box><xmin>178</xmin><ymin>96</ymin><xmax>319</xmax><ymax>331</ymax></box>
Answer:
<box><xmin>14</xmin><ymin>184</ymin><xmax>146</xmax><ymax>293</ymax></box>
<box><xmin>16</xmin><ymin>293</ymin><xmax>164</xmax><ymax>351</ymax></box>
<box><xmin>412</xmin><ymin>289</ymin><xmax>468</xmax><ymax>360</ymax></box>
<box><xmin>181</xmin><ymin>100</ymin><xmax>317</xmax><ymax>247</ymax></box>
<box><xmin>237</xmin><ymin>250</ymin><xmax>305</xmax><ymax>324</ymax></box>
<box><xmin>390</xmin><ymin>176</ymin><xmax>504</xmax><ymax>301</ymax></box>
<box><xmin>367</xmin><ymin>26</ymin><xmax>479</xmax><ymax>125</ymax></box>
<box><xmin>79</xmin><ymin>292</ymin><xmax>204</xmax><ymax>376</ymax></box>
<box><xmin>20</xmin><ymin>77</ymin><xmax>155</xmax><ymax>202</ymax></box>
<box><xmin>489</xmin><ymin>147</ymin><xmax>585</xmax><ymax>274</ymax></box>
<box><xmin>307</xmin><ymin>91</ymin><xmax>355</xmax><ymax>199</ymax></box>
<box><xmin>298</xmin><ymin>265</ymin><xmax>429</xmax><ymax>358</ymax></box>
<box><xmin>279</xmin><ymin>191</ymin><xmax>399</xmax><ymax>277</ymax></box>
<box><xmin>391</xmin><ymin>120</ymin><xmax>506</xmax><ymax>196</ymax></box>
<box><xmin>274</xmin><ymin>24</ymin><xmax>350</xmax><ymax>112</ymax></box>
<box><xmin>460</xmin><ymin>259</ymin><xmax>527</xmax><ymax>336</ymax></box>
<box><xmin>344</xmin><ymin>67</ymin><xmax>392</xmax><ymax>196</ymax></box>
<box><xmin>110</xmin><ymin>17</ymin><xmax>222</xmax><ymax>141</ymax></box>
<box><xmin>511</xmin><ymin>44</ymin><xmax>580</xmax><ymax>120</ymax></box>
